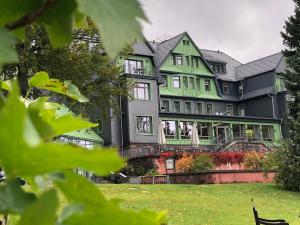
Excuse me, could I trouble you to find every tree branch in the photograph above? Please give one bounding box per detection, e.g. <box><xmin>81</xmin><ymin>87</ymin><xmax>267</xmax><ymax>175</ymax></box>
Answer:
<box><xmin>5</xmin><ymin>0</ymin><xmax>57</xmax><ymax>31</ymax></box>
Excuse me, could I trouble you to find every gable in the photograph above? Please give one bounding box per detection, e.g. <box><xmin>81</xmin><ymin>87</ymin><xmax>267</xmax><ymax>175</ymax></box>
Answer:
<box><xmin>172</xmin><ymin>34</ymin><xmax>201</xmax><ymax>56</ymax></box>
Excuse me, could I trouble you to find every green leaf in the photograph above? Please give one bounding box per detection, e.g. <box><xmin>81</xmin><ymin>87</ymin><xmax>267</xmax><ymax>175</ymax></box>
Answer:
<box><xmin>0</xmin><ymin>27</ymin><xmax>18</xmax><ymax>64</ymax></box>
<box><xmin>28</xmin><ymin>97</ymin><xmax>97</xmax><ymax>139</ymax></box>
<box><xmin>17</xmin><ymin>189</ymin><xmax>58</xmax><ymax>225</ymax></box>
<box><xmin>29</xmin><ymin>72</ymin><xmax>88</xmax><ymax>102</ymax></box>
<box><xmin>38</xmin><ymin>0</ymin><xmax>76</xmax><ymax>47</ymax></box>
<box><xmin>0</xmin><ymin>0</ymin><xmax>43</xmax><ymax>26</ymax></box>
<box><xmin>58</xmin><ymin>204</ymin><xmax>84</xmax><ymax>224</ymax></box>
<box><xmin>45</xmin><ymin>17</ymin><xmax>73</xmax><ymax>48</ymax></box>
<box><xmin>0</xmin><ymin>179</ymin><xmax>36</xmax><ymax>214</ymax></box>
<box><xmin>55</xmin><ymin>172</ymin><xmax>167</xmax><ymax>225</ymax></box>
<box><xmin>0</xmin><ymin>79</ymin><xmax>13</xmax><ymax>91</ymax></box>
<box><xmin>0</xmin><ymin>82</ymin><xmax>123</xmax><ymax>177</ymax></box>
<box><xmin>76</xmin><ymin>0</ymin><xmax>147</xmax><ymax>58</ymax></box>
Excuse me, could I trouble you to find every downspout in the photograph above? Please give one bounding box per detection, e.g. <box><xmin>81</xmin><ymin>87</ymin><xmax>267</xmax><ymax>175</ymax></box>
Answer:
<box><xmin>268</xmin><ymin>92</ymin><xmax>276</xmax><ymax>119</ymax></box>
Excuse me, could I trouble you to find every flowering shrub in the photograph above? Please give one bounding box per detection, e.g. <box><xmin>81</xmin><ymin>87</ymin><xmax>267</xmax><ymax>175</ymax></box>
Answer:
<box><xmin>211</xmin><ymin>152</ymin><xmax>246</xmax><ymax>165</ymax></box>
<box><xmin>175</xmin><ymin>153</ymin><xmax>194</xmax><ymax>172</ymax></box>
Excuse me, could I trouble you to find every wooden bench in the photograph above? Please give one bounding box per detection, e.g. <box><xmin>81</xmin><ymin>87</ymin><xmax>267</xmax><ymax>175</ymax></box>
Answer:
<box><xmin>253</xmin><ymin>207</ymin><xmax>289</xmax><ymax>225</ymax></box>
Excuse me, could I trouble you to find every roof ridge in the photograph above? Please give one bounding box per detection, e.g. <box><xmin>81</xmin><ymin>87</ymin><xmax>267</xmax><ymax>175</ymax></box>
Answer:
<box><xmin>158</xmin><ymin>32</ymin><xmax>187</xmax><ymax>44</ymax></box>
<box><xmin>236</xmin><ymin>52</ymin><xmax>282</xmax><ymax>68</ymax></box>
<box><xmin>200</xmin><ymin>48</ymin><xmax>242</xmax><ymax>65</ymax></box>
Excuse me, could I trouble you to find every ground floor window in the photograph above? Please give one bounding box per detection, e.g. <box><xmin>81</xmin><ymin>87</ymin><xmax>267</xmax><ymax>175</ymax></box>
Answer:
<box><xmin>162</xmin><ymin>120</ymin><xmax>177</xmax><ymax>139</ymax></box>
<box><xmin>247</xmin><ymin>125</ymin><xmax>261</xmax><ymax>140</ymax></box>
<box><xmin>165</xmin><ymin>158</ymin><xmax>175</xmax><ymax>170</ymax></box>
<box><xmin>197</xmin><ymin>122</ymin><xmax>212</xmax><ymax>139</ymax></box>
<box><xmin>136</xmin><ymin>116</ymin><xmax>153</xmax><ymax>134</ymax></box>
<box><xmin>232</xmin><ymin>124</ymin><xmax>245</xmax><ymax>138</ymax></box>
<box><xmin>180</xmin><ymin>121</ymin><xmax>193</xmax><ymax>139</ymax></box>
<box><xmin>262</xmin><ymin>125</ymin><xmax>274</xmax><ymax>141</ymax></box>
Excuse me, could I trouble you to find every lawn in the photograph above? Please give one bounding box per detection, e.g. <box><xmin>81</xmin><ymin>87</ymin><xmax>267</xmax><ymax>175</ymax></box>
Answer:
<box><xmin>99</xmin><ymin>183</ymin><xmax>300</xmax><ymax>225</ymax></box>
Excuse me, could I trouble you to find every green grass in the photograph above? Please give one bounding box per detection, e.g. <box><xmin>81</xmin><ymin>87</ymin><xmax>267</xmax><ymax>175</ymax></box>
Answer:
<box><xmin>98</xmin><ymin>183</ymin><xmax>300</xmax><ymax>225</ymax></box>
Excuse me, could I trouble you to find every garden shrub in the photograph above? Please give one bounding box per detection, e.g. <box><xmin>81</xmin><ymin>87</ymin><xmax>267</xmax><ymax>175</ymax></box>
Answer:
<box><xmin>212</xmin><ymin>152</ymin><xmax>245</xmax><ymax>165</ymax></box>
<box><xmin>191</xmin><ymin>154</ymin><xmax>214</xmax><ymax>172</ymax></box>
<box><xmin>175</xmin><ymin>153</ymin><xmax>194</xmax><ymax>173</ymax></box>
<box><xmin>243</xmin><ymin>151</ymin><xmax>263</xmax><ymax>169</ymax></box>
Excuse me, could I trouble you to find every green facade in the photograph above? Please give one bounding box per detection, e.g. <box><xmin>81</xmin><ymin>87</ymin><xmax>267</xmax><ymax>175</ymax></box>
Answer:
<box><xmin>275</xmin><ymin>74</ymin><xmax>287</xmax><ymax>93</ymax></box>
<box><xmin>119</xmin><ymin>55</ymin><xmax>155</xmax><ymax>76</ymax></box>
<box><xmin>160</xmin><ymin>75</ymin><xmax>221</xmax><ymax>99</ymax></box>
<box><xmin>160</xmin><ymin>35</ymin><xmax>213</xmax><ymax>76</ymax></box>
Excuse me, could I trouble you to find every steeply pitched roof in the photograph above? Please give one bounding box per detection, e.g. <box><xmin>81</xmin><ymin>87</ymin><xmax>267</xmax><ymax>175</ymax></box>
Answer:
<box><xmin>56</xmin><ymin>105</ymin><xmax>103</xmax><ymax>143</ymax></box>
<box><xmin>132</xmin><ymin>40</ymin><xmax>155</xmax><ymax>56</ymax></box>
<box><xmin>152</xmin><ymin>32</ymin><xmax>186</xmax><ymax>66</ymax></box>
<box><xmin>200</xmin><ymin>49</ymin><xmax>242</xmax><ymax>81</ymax></box>
<box><xmin>235</xmin><ymin>52</ymin><xmax>284</xmax><ymax>80</ymax></box>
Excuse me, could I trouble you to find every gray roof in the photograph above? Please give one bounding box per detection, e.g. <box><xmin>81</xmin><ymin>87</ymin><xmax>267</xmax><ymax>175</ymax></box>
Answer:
<box><xmin>235</xmin><ymin>52</ymin><xmax>284</xmax><ymax>80</ymax></box>
<box><xmin>133</xmin><ymin>32</ymin><xmax>286</xmax><ymax>83</ymax></box>
<box><xmin>151</xmin><ymin>32</ymin><xmax>186</xmax><ymax>67</ymax></box>
<box><xmin>201</xmin><ymin>49</ymin><xmax>242</xmax><ymax>81</ymax></box>
<box><xmin>132</xmin><ymin>41</ymin><xmax>155</xmax><ymax>56</ymax></box>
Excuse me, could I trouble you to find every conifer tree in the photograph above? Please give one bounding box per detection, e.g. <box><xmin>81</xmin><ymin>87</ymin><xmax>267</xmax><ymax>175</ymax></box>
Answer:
<box><xmin>279</xmin><ymin>0</ymin><xmax>300</xmax><ymax>191</ymax></box>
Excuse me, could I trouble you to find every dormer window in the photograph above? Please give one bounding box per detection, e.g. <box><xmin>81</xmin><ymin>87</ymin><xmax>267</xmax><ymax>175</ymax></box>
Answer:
<box><xmin>223</xmin><ymin>82</ymin><xmax>230</xmax><ymax>95</ymax></box>
<box><xmin>210</xmin><ymin>63</ymin><xmax>226</xmax><ymax>74</ymax></box>
<box><xmin>183</xmin><ymin>40</ymin><xmax>190</xmax><ymax>45</ymax></box>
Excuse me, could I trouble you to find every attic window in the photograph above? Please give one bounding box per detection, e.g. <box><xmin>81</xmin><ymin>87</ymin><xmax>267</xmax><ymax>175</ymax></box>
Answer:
<box><xmin>183</xmin><ymin>40</ymin><xmax>186</xmax><ymax>45</ymax></box>
<box><xmin>210</xmin><ymin>63</ymin><xmax>226</xmax><ymax>74</ymax></box>
<box><xmin>183</xmin><ymin>40</ymin><xmax>190</xmax><ymax>46</ymax></box>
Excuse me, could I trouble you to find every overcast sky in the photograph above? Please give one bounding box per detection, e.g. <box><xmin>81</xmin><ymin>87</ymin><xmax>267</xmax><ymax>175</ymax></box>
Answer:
<box><xmin>140</xmin><ymin>0</ymin><xmax>295</xmax><ymax>63</ymax></box>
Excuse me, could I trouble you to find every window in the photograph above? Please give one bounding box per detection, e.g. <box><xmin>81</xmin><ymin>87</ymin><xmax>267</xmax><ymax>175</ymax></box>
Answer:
<box><xmin>262</xmin><ymin>125</ymin><xmax>274</xmax><ymax>141</ymax></box>
<box><xmin>185</xmin><ymin>102</ymin><xmax>192</xmax><ymax>113</ymax></box>
<box><xmin>134</xmin><ymin>82</ymin><xmax>150</xmax><ymax>100</ymax></box>
<box><xmin>180</xmin><ymin>121</ymin><xmax>193</xmax><ymax>139</ymax></box>
<box><xmin>185</xmin><ymin>56</ymin><xmax>190</xmax><ymax>66</ymax></box>
<box><xmin>136</xmin><ymin>116</ymin><xmax>153</xmax><ymax>134</ymax></box>
<box><xmin>171</xmin><ymin>54</ymin><xmax>176</xmax><ymax>65</ymax></box>
<box><xmin>124</xmin><ymin>59</ymin><xmax>143</xmax><ymax>75</ymax></box>
<box><xmin>162</xmin><ymin>75</ymin><xmax>168</xmax><ymax>87</ymax></box>
<box><xmin>183</xmin><ymin>76</ymin><xmax>188</xmax><ymax>89</ymax></box>
<box><xmin>197</xmin><ymin>122</ymin><xmax>212</xmax><ymax>139</ymax></box>
<box><xmin>238</xmin><ymin>104</ymin><xmax>245</xmax><ymax>116</ymax></box>
<box><xmin>239</xmin><ymin>83</ymin><xmax>243</xmax><ymax>95</ymax></box>
<box><xmin>189</xmin><ymin>77</ymin><xmax>195</xmax><ymax>89</ymax></box>
<box><xmin>176</xmin><ymin>56</ymin><xmax>183</xmax><ymax>65</ymax></box>
<box><xmin>186</xmin><ymin>40</ymin><xmax>190</xmax><ymax>45</ymax></box>
<box><xmin>192</xmin><ymin>57</ymin><xmax>199</xmax><ymax>68</ymax></box>
<box><xmin>223</xmin><ymin>82</ymin><xmax>230</xmax><ymax>95</ymax></box>
<box><xmin>226</xmin><ymin>105</ymin><xmax>233</xmax><ymax>116</ymax></box>
<box><xmin>206</xmin><ymin>104</ymin><xmax>213</xmax><ymax>114</ymax></box>
<box><xmin>173</xmin><ymin>76</ymin><xmax>180</xmax><ymax>88</ymax></box>
<box><xmin>162</xmin><ymin>120</ymin><xmax>177</xmax><ymax>139</ymax></box>
<box><xmin>195</xmin><ymin>103</ymin><xmax>202</xmax><ymax>114</ymax></box>
<box><xmin>183</xmin><ymin>40</ymin><xmax>186</xmax><ymax>45</ymax></box>
<box><xmin>210</xmin><ymin>63</ymin><xmax>226</xmax><ymax>74</ymax></box>
<box><xmin>165</xmin><ymin>158</ymin><xmax>174</xmax><ymax>170</ymax></box>
<box><xmin>174</xmin><ymin>101</ymin><xmax>181</xmax><ymax>113</ymax></box>
<box><xmin>196</xmin><ymin>78</ymin><xmax>201</xmax><ymax>90</ymax></box>
<box><xmin>162</xmin><ymin>100</ymin><xmax>170</xmax><ymax>112</ymax></box>
<box><xmin>204</xmin><ymin>79</ymin><xmax>211</xmax><ymax>91</ymax></box>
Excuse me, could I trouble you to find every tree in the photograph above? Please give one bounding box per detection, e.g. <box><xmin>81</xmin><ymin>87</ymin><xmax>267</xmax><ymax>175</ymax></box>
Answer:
<box><xmin>279</xmin><ymin>0</ymin><xmax>300</xmax><ymax>191</ymax></box>
<box><xmin>1</xmin><ymin>23</ymin><xmax>132</xmax><ymax>119</ymax></box>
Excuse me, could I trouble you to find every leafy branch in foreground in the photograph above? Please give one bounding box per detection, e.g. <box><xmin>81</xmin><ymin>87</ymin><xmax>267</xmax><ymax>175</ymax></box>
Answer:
<box><xmin>0</xmin><ymin>72</ymin><xmax>166</xmax><ymax>225</ymax></box>
<box><xmin>0</xmin><ymin>0</ymin><xmax>147</xmax><ymax>62</ymax></box>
